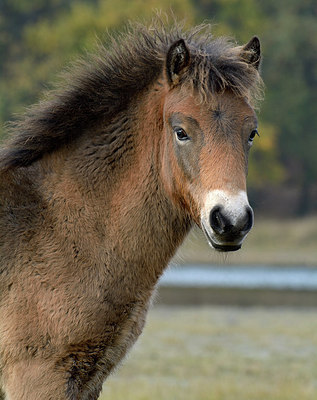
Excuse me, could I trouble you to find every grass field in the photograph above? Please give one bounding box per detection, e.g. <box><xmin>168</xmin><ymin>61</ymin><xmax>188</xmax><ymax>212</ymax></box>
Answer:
<box><xmin>100</xmin><ymin>306</ymin><xmax>317</xmax><ymax>400</ymax></box>
<box><xmin>174</xmin><ymin>216</ymin><xmax>317</xmax><ymax>266</ymax></box>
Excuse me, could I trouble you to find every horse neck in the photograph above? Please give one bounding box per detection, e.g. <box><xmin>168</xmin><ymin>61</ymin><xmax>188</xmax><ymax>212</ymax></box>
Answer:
<box><xmin>39</xmin><ymin>83</ymin><xmax>191</xmax><ymax>285</ymax></box>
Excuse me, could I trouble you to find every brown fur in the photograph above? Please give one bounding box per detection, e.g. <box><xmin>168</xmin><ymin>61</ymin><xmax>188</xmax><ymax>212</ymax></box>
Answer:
<box><xmin>0</xmin><ymin>19</ymin><xmax>262</xmax><ymax>399</ymax></box>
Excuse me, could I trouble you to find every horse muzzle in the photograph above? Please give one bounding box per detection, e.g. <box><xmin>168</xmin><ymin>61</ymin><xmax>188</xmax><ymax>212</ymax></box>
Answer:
<box><xmin>201</xmin><ymin>190</ymin><xmax>254</xmax><ymax>252</ymax></box>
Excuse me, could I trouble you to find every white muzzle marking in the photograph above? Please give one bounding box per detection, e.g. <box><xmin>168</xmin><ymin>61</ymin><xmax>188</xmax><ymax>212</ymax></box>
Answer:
<box><xmin>201</xmin><ymin>189</ymin><xmax>252</xmax><ymax>249</ymax></box>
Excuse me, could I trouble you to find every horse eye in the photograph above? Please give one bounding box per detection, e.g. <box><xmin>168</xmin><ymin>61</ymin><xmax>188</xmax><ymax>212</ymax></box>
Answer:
<box><xmin>174</xmin><ymin>127</ymin><xmax>190</xmax><ymax>141</ymax></box>
<box><xmin>248</xmin><ymin>129</ymin><xmax>259</xmax><ymax>144</ymax></box>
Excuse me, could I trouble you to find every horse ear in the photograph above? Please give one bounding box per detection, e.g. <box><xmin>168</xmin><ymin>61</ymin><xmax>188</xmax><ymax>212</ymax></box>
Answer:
<box><xmin>166</xmin><ymin>39</ymin><xmax>190</xmax><ymax>86</ymax></box>
<box><xmin>241</xmin><ymin>36</ymin><xmax>261</xmax><ymax>70</ymax></box>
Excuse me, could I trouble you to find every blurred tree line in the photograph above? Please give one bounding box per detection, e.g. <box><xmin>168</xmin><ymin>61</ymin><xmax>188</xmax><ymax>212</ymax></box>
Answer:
<box><xmin>1</xmin><ymin>0</ymin><xmax>316</xmax><ymax>215</ymax></box>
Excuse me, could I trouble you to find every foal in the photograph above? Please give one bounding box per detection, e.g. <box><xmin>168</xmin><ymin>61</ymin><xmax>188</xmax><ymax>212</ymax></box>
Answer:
<box><xmin>0</xmin><ymin>22</ymin><xmax>262</xmax><ymax>399</ymax></box>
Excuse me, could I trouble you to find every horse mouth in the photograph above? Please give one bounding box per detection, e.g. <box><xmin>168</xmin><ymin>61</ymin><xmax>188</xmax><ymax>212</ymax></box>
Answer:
<box><xmin>201</xmin><ymin>224</ymin><xmax>242</xmax><ymax>253</ymax></box>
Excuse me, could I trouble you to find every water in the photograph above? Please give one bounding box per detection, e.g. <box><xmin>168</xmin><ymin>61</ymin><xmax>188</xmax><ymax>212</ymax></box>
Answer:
<box><xmin>159</xmin><ymin>265</ymin><xmax>317</xmax><ymax>291</ymax></box>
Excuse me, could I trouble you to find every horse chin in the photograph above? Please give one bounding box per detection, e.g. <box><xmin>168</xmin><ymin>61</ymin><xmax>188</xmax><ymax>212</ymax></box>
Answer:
<box><xmin>209</xmin><ymin>241</ymin><xmax>241</xmax><ymax>252</ymax></box>
<box><xmin>201</xmin><ymin>224</ymin><xmax>242</xmax><ymax>253</ymax></box>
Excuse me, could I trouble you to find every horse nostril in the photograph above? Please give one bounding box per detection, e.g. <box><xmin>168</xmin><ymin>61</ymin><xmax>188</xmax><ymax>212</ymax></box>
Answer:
<box><xmin>241</xmin><ymin>206</ymin><xmax>253</xmax><ymax>233</ymax></box>
<box><xmin>209</xmin><ymin>205</ymin><xmax>253</xmax><ymax>238</ymax></box>
<box><xmin>210</xmin><ymin>206</ymin><xmax>227</xmax><ymax>235</ymax></box>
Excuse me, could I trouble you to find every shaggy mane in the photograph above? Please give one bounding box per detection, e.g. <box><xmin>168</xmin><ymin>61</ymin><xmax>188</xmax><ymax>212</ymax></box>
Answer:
<box><xmin>0</xmin><ymin>19</ymin><xmax>263</xmax><ymax>170</ymax></box>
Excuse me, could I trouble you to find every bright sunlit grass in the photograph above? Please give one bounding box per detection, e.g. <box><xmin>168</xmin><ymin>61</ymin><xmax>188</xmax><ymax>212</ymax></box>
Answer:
<box><xmin>100</xmin><ymin>306</ymin><xmax>317</xmax><ymax>400</ymax></box>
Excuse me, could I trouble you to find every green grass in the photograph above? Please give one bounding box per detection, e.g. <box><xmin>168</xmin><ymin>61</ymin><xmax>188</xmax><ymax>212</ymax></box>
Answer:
<box><xmin>174</xmin><ymin>216</ymin><xmax>317</xmax><ymax>266</ymax></box>
<box><xmin>100</xmin><ymin>306</ymin><xmax>317</xmax><ymax>400</ymax></box>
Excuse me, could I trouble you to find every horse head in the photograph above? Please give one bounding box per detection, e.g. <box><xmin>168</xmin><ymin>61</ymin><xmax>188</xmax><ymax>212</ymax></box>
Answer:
<box><xmin>161</xmin><ymin>37</ymin><xmax>261</xmax><ymax>252</ymax></box>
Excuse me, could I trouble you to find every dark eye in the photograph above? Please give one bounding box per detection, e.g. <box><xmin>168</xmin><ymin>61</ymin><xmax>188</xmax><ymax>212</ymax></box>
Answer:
<box><xmin>248</xmin><ymin>129</ymin><xmax>259</xmax><ymax>144</ymax></box>
<box><xmin>174</xmin><ymin>127</ymin><xmax>190</xmax><ymax>142</ymax></box>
